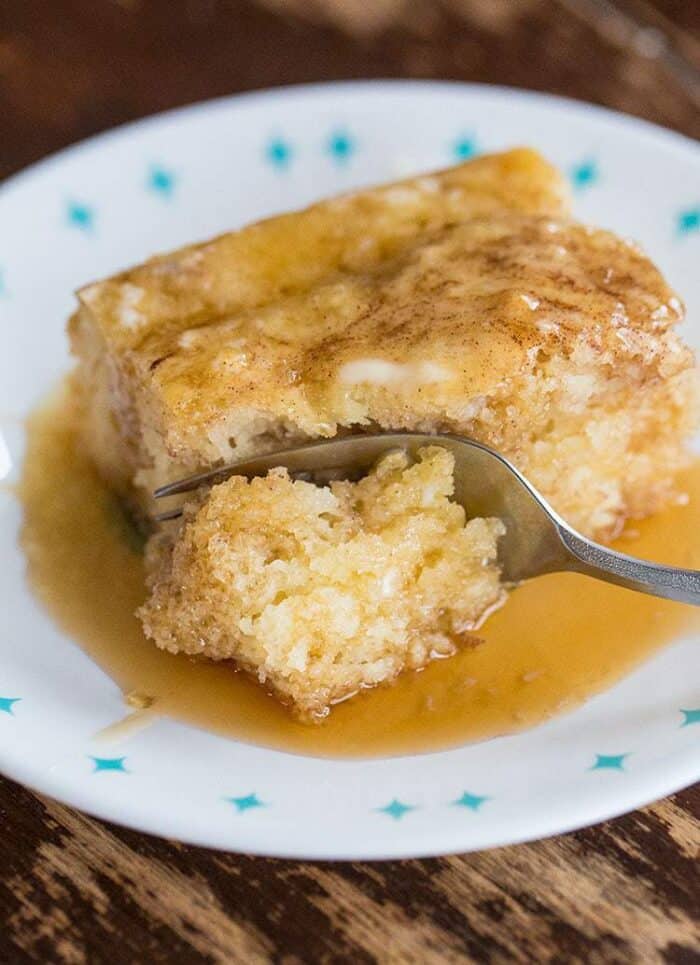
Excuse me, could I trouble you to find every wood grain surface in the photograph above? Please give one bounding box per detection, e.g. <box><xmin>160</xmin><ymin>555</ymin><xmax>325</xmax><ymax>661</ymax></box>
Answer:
<box><xmin>1</xmin><ymin>1</ymin><xmax>699</xmax><ymax>962</ymax></box>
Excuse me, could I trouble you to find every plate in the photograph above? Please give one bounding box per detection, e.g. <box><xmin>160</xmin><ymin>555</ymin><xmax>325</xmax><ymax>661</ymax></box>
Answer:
<box><xmin>1</xmin><ymin>82</ymin><xmax>698</xmax><ymax>860</ymax></box>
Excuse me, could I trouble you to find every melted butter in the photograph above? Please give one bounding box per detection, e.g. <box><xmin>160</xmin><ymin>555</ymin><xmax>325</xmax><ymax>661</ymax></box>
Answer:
<box><xmin>338</xmin><ymin>358</ymin><xmax>452</xmax><ymax>386</ymax></box>
<box><xmin>19</xmin><ymin>387</ymin><xmax>700</xmax><ymax>758</ymax></box>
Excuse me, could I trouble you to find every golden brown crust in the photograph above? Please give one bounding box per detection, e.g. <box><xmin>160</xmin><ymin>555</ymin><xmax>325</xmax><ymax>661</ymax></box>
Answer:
<box><xmin>70</xmin><ymin>148</ymin><xmax>699</xmax><ymax>540</ymax></box>
<box><xmin>138</xmin><ymin>214</ymin><xmax>687</xmax><ymax>444</ymax></box>
<box><xmin>77</xmin><ymin>148</ymin><xmax>570</xmax><ymax>351</ymax></box>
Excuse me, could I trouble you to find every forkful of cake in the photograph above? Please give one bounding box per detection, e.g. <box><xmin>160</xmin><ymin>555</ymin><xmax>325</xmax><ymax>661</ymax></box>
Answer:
<box><xmin>153</xmin><ymin>432</ymin><xmax>700</xmax><ymax>607</ymax></box>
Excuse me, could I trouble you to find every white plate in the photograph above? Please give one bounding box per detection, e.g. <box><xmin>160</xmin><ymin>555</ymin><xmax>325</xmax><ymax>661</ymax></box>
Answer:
<box><xmin>1</xmin><ymin>81</ymin><xmax>699</xmax><ymax>860</ymax></box>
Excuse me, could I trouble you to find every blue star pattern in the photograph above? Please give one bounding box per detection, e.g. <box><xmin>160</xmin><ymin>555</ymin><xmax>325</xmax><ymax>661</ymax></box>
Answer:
<box><xmin>376</xmin><ymin>799</ymin><xmax>416</xmax><ymax>820</ymax></box>
<box><xmin>453</xmin><ymin>135</ymin><xmax>478</xmax><ymax>161</ymax></box>
<box><xmin>327</xmin><ymin>130</ymin><xmax>355</xmax><ymax>164</ymax></box>
<box><xmin>266</xmin><ymin>138</ymin><xmax>293</xmax><ymax>169</ymax></box>
<box><xmin>90</xmin><ymin>756</ymin><xmax>128</xmax><ymax>773</ymax></box>
<box><xmin>452</xmin><ymin>791</ymin><xmax>490</xmax><ymax>811</ymax></box>
<box><xmin>570</xmin><ymin>159</ymin><xmax>598</xmax><ymax>190</ymax></box>
<box><xmin>11</xmin><ymin>126</ymin><xmax>700</xmax><ymax>829</ymax></box>
<box><xmin>67</xmin><ymin>201</ymin><xmax>94</xmax><ymax>231</ymax></box>
<box><xmin>677</xmin><ymin>208</ymin><xmax>699</xmax><ymax>235</ymax></box>
<box><xmin>680</xmin><ymin>708</ymin><xmax>700</xmax><ymax>727</ymax></box>
<box><xmin>226</xmin><ymin>793</ymin><xmax>265</xmax><ymax>813</ymax></box>
<box><xmin>590</xmin><ymin>753</ymin><xmax>628</xmax><ymax>771</ymax></box>
<box><xmin>148</xmin><ymin>165</ymin><xmax>176</xmax><ymax>198</ymax></box>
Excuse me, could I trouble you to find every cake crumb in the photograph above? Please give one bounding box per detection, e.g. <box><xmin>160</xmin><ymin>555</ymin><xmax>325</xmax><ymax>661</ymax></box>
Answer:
<box><xmin>125</xmin><ymin>691</ymin><xmax>154</xmax><ymax>710</ymax></box>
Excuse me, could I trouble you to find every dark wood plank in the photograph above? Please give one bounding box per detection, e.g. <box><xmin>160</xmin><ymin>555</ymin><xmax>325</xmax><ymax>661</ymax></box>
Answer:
<box><xmin>572</xmin><ymin>0</ymin><xmax>700</xmax><ymax>94</ymax></box>
<box><xmin>630</xmin><ymin>0</ymin><xmax>700</xmax><ymax>43</ymax></box>
<box><xmin>1</xmin><ymin>775</ymin><xmax>698</xmax><ymax>963</ymax></box>
<box><xmin>0</xmin><ymin>0</ymin><xmax>698</xmax><ymax>185</ymax></box>
<box><xmin>1</xmin><ymin>1</ymin><xmax>699</xmax><ymax>961</ymax></box>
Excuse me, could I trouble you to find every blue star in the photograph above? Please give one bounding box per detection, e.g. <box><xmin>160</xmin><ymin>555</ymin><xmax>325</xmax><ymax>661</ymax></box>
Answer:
<box><xmin>266</xmin><ymin>138</ymin><xmax>293</xmax><ymax>169</ymax></box>
<box><xmin>67</xmin><ymin>201</ymin><xmax>94</xmax><ymax>231</ymax></box>
<box><xmin>570</xmin><ymin>159</ymin><xmax>598</xmax><ymax>190</ymax></box>
<box><xmin>376</xmin><ymin>799</ymin><xmax>416</xmax><ymax>820</ymax></box>
<box><xmin>677</xmin><ymin>208</ymin><xmax>699</xmax><ymax>235</ymax></box>
<box><xmin>148</xmin><ymin>165</ymin><xmax>176</xmax><ymax>198</ymax></box>
<box><xmin>0</xmin><ymin>697</ymin><xmax>20</xmax><ymax>715</ymax></box>
<box><xmin>226</xmin><ymin>793</ymin><xmax>265</xmax><ymax>813</ymax></box>
<box><xmin>680</xmin><ymin>708</ymin><xmax>700</xmax><ymax>727</ymax></box>
<box><xmin>327</xmin><ymin>130</ymin><xmax>355</xmax><ymax>164</ymax></box>
<box><xmin>452</xmin><ymin>791</ymin><xmax>490</xmax><ymax>811</ymax></box>
<box><xmin>90</xmin><ymin>756</ymin><xmax>128</xmax><ymax>773</ymax></box>
<box><xmin>453</xmin><ymin>135</ymin><xmax>478</xmax><ymax>161</ymax></box>
<box><xmin>590</xmin><ymin>753</ymin><xmax>628</xmax><ymax>771</ymax></box>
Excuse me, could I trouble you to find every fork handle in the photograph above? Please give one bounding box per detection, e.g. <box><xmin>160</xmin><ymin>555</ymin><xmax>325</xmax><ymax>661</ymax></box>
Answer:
<box><xmin>558</xmin><ymin>527</ymin><xmax>700</xmax><ymax>606</ymax></box>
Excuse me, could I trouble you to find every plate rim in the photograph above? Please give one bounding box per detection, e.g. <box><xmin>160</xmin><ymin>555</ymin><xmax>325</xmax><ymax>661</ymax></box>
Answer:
<box><xmin>1</xmin><ymin>79</ymin><xmax>697</xmax><ymax>206</ymax></box>
<box><xmin>1</xmin><ymin>78</ymin><xmax>698</xmax><ymax>859</ymax></box>
<box><xmin>2</xmin><ymin>722</ymin><xmax>698</xmax><ymax>860</ymax></box>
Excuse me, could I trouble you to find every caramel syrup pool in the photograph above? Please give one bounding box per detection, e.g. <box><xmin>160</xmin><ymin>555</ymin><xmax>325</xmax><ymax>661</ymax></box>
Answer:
<box><xmin>18</xmin><ymin>388</ymin><xmax>700</xmax><ymax>757</ymax></box>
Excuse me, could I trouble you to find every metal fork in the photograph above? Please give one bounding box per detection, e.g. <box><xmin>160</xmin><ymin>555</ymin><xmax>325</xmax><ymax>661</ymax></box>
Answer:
<box><xmin>154</xmin><ymin>432</ymin><xmax>700</xmax><ymax>605</ymax></box>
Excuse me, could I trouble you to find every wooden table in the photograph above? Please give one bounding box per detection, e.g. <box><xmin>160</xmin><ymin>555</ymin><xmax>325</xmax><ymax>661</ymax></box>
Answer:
<box><xmin>1</xmin><ymin>2</ymin><xmax>698</xmax><ymax>961</ymax></box>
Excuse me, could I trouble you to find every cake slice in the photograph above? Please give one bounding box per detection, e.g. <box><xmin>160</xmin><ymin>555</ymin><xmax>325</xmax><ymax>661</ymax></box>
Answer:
<box><xmin>69</xmin><ymin>148</ymin><xmax>698</xmax><ymax>541</ymax></box>
<box><xmin>138</xmin><ymin>447</ymin><xmax>505</xmax><ymax>719</ymax></box>
<box><xmin>70</xmin><ymin>146</ymin><xmax>699</xmax><ymax>718</ymax></box>
<box><xmin>69</xmin><ymin>149</ymin><xmax>569</xmax><ymax>511</ymax></box>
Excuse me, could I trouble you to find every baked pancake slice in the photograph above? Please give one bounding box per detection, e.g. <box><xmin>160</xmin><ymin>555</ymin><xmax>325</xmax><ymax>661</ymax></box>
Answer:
<box><xmin>69</xmin><ymin>148</ymin><xmax>698</xmax><ymax>718</ymax></box>
<box><xmin>69</xmin><ymin>148</ymin><xmax>570</xmax><ymax>515</ymax></box>
<box><xmin>70</xmin><ymin>148</ymin><xmax>698</xmax><ymax>542</ymax></box>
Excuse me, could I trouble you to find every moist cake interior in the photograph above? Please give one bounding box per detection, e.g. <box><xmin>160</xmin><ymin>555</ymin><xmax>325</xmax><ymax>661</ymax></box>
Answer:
<box><xmin>140</xmin><ymin>447</ymin><xmax>504</xmax><ymax>719</ymax></box>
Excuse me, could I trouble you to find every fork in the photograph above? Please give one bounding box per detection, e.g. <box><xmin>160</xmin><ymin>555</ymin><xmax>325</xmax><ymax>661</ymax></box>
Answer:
<box><xmin>154</xmin><ymin>432</ymin><xmax>700</xmax><ymax>606</ymax></box>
